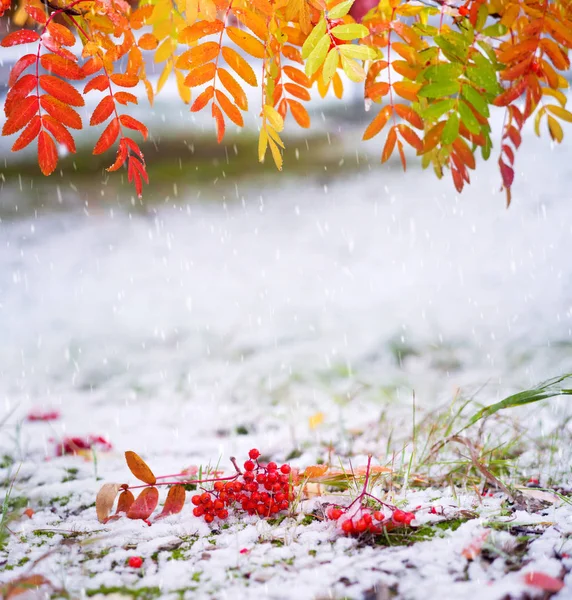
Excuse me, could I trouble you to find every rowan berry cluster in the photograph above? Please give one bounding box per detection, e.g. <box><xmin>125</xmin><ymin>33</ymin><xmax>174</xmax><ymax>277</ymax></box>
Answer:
<box><xmin>327</xmin><ymin>505</ymin><xmax>416</xmax><ymax>536</ymax></box>
<box><xmin>191</xmin><ymin>449</ymin><xmax>294</xmax><ymax>523</ymax></box>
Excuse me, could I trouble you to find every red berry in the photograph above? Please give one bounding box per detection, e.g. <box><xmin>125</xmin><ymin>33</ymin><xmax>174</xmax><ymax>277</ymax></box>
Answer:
<box><xmin>200</xmin><ymin>492</ymin><xmax>211</xmax><ymax>504</ymax></box>
<box><xmin>403</xmin><ymin>513</ymin><xmax>415</xmax><ymax>526</ymax></box>
<box><xmin>128</xmin><ymin>556</ymin><xmax>143</xmax><ymax>568</ymax></box>
<box><xmin>280</xmin><ymin>464</ymin><xmax>291</xmax><ymax>474</ymax></box>
<box><xmin>204</xmin><ymin>513</ymin><xmax>214</xmax><ymax>523</ymax></box>
<box><xmin>256</xmin><ymin>474</ymin><xmax>266</xmax><ymax>484</ymax></box>
<box><xmin>392</xmin><ymin>509</ymin><xmax>406</xmax><ymax>523</ymax></box>
<box><xmin>191</xmin><ymin>495</ymin><xmax>201</xmax><ymax>506</ymax></box>
<box><xmin>267</xmin><ymin>462</ymin><xmax>277</xmax><ymax>471</ymax></box>
<box><xmin>373</xmin><ymin>511</ymin><xmax>384</xmax><ymax>521</ymax></box>
<box><xmin>217</xmin><ymin>509</ymin><xmax>229</xmax><ymax>519</ymax></box>
<box><xmin>244</xmin><ymin>460</ymin><xmax>255</xmax><ymax>471</ymax></box>
<box><xmin>193</xmin><ymin>506</ymin><xmax>205</xmax><ymax>517</ymax></box>
<box><xmin>249</xmin><ymin>449</ymin><xmax>260</xmax><ymax>460</ymax></box>
<box><xmin>341</xmin><ymin>520</ymin><xmax>354</xmax><ymax>534</ymax></box>
<box><xmin>355</xmin><ymin>518</ymin><xmax>368</xmax><ymax>533</ymax></box>
<box><xmin>214</xmin><ymin>481</ymin><xmax>224</xmax><ymax>491</ymax></box>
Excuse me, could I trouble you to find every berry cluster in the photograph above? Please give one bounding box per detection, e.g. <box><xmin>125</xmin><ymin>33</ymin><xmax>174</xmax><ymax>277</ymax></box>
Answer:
<box><xmin>327</xmin><ymin>505</ymin><xmax>416</xmax><ymax>536</ymax></box>
<box><xmin>191</xmin><ymin>449</ymin><xmax>294</xmax><ymax>523</ymax></box>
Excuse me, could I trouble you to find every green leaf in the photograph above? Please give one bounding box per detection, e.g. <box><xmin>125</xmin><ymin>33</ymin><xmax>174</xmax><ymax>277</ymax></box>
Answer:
<box><xmin>330</xmin><ymin>23</ymin><xmax>369</xmax><ymax>40</ymax></box>
<box><xmin>441</xmin><ymin>111</ymin><xmax>459</xmax><ymax>144</ymax></box>
<box><xmin>481</xmin><ymin>133</ymin><xmax>492</xmax><ymax>160</ymax></box>
<box><xmin>423</xmin><ymin>63</ymin><xmax>464</xmax><ymax>82</ymax></box>
<box><xmin>458</xmin><ymin>100</ymin><xmax>481</xmax><ymax>134</ymax></box>
<box><xmin>305</xmin><ymin>33</ymin><xmax>330</xmax><ymax>77</ymax></box>
<box><xmin>466</xmin><ymin>59</ymin><xmax>501</xmax><ymax>96</ymax></box>
<box><xmin>413</xmin><ymin>23</ymin><xmax>438</xmax><ymax>36</ymax></box>
<box><xmin>435</xmin><ymin>35</ymin><xmax>468</xmax><ymax>62</ymax></box>
<box><xmin>341</xmin><ymin>56</ymin><xmax>366</xmax><ymax>82</ymax></box>
<box><xmin>475</xmin><ymin>4</ymin><xmax>488</xmax><ymax>31</ymax></box>
<box><xmin>421</xmin><ymin>98</ymin><xmax>456</xmax><ymax>120</ymax></box>
<box><xmin>302</xmin><ymin>17</ymin><xmax>327</xmax><ymax>60</ymax></box>
<box><xmin>482</xmin><ymin>22</ymin><xmax>507</xmax><ymax>37</ymax></box>
<box><xmin>461</xmin><ymin>85</ymin><xmax>490</xmax><ymax>117</ymax></box>
<box><xmin>328</xmin><ymin>0</ymin><xmax>354</xmax><ymax>18</ymax></box>
<box><xmin>418</xmin><ymin>80</ymin><xmax>460</xmax><ymax>98</ymax></box>
<box><xmin>338</xmin><ymin>44</ymin><xmax>377</xmax><ymax>61</ymax></box>
<box><xmin>461</xmin><ymin>374</ymin><xmax>572</xmax><ymax>432</ymax></box>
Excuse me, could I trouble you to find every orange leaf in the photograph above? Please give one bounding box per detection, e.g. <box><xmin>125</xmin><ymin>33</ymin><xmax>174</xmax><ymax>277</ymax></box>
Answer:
<box><xmin>84</xmin><ymin>75</ymin><xmax>109</xmax><ymax>93</ymax></box>
<box><xmin>93</xmin><ymin>117</ymin><xmax>120</xmax><ymax>155</ymax></box>
<box><xmin>303</xmin><ymin>465</ymin><xmax>328</xmax><ymax>478</ymax></box>
<box><xmin>452</xmin><ymin>137</ymin><xmax>476</xmax><ymax>170</ymax></box>
<box><xmin>363</xmin><ymin>105</ymin><xmax>392</xmax><ymax>141</ymax></box>
<box><xmin>90</xmin><ymin>96</ymin><xmax>115</xmax><ymax>126</ymax></box>
<box><xmin>190</xmin><ymin>85</ymin><xmax>215</xmax><ymax>112</ymax></box>
<box><xmin>119</xmin><ymin>115</ymin><xmax>148</xmax><ymax>140</ymax></box>
<box><xmin>38</xmin><ymin>130</ymin><xmax>58</xmax><ymax>176</ymax></box>
<box><xmin>392</xmin><ymin>81</ymin><xmax>421</xmax><ymax>102</ymax></box>
<box><xmin>82</xmin><ymin>57</ymin><xmax>103</xmax><ymax>76</ymax></box>
<box><xmin>47</xmin><ymin>22</ymin><xmax>75</xmax><ymax>46</ymax></box>
<box><xmin>422</xmin><ymin>120</ymin><xmax>446</xmax><ymax>153</ymax></box>
<box><xmin>107</xmin><ymin>139</ymin><xmax>129</xmax><ymax>172</ymax></box>
<box><xmin>176</xmin><ymin>42</ymin><xmax>220</xmax><ymax>70</ymax></box>
<box><xmin>284</xmin><ymin>82</ymin><xmax>311</xmax><ymax>101</ymax></box>
<box><xmin>397</xmin><ymin>123</ymin><xmax>422</xmax><ymax>152</ymax></box>
<box><xmin>9</xmin><ymin>54</ymin><xmax>36</xmax><ymax>87</ymax></box>
<box><xmin>2</xmin><ymin>95</ymin><xmax>39</xmax><ymax>136</ymax></box>
<box><xmin>1</xmin><ymin>30</ymin><xmax>40</xmax><ymax>47</ymax></box>
<box><xmin>217</xmin><ymin>69</ymin><xmax>248</xmax><ymax>110</ymax></box>
<box><xmin>184</xmin><ymin>62</ymin><xmax>216</xmax><ymax>87</ymax></box>
<box><xmin>138</xmin><ymin>33</ymin><xmax>158</xmax><ymax>51</ymax></box>
<box><xmin>494</xmin><ymin>79</ymin><xmax>527</xmax><ymax>107</ymax></box>
<box><xmin>125</xmin><ymin>450</ymin><xmax>156</xmax><ymax>484</ymax></box>
<box><xmin>215</xmin><ymin>90</ymin><xmax>243</xmax><ymax>127</ymax></box>
<box><xmin>397</xmin><ymin>138</ymin><xmax>406</xmax><ymax>170</ymax></box>
<box><xmin>156</xmin><ymin>485</ymin><xmax>186</xmax><ymax>519</ymax></box>
<box><xmin>212</xmin><ymin>102</ymin><xmax>225</xmax><ymax>143</ymax></box>
<box><xmin>110</xmin><ymin>73</ymin><xmax>139</xmax><ymax>88</ymax></box>
<box><xmin>180</xmin><ymin>19</ymin><xmax>224</xmax><ymax>44</ymax></box>
<box><xmin>26</xmin><ymin>5</ymin><xmax>48</xmax><ymax>24</ymax></box>
<box><xmin>115</xmin><ymin>489</ymin><xmax>135</xmax><ymax>514</ymax></box>
<box><xmin>12</xmin><ymin>115</ymin><xmax>41</xmax><ymax>151</ymax></box>
<box><xmin>40</xmin><ymin>95</ymin><xmax>82</xmax><ymax>129</ymax></box>
<box><xmin>225</xmin><ymin>27</ymin><xmax>265</xmax><ymax>59</ymax></box>
<box><xmin>114</xmin><ymin>92</ymin><xmax>138</xmax><ymax>105</ymax></box>
<box><xmin>366</xmin><ymin>81</ymin><xmax>390</xmax><ymax>101</ymax></box>
<box><xmin>221</xmin><ymin>47</ymin><xmax>257</xmax><ymax>86</ymax></box>
<box><xmin>42</xmin><ymin>115</ymin><xmax>76</xmax><ymax>152</ymax></box>
<box><xmin>40</xmin><ymin>54</ymin><xmax>83</xmax><ymax>80</ymax></box>
<box><xmin>283</xmin><ymin>65</ymin><xmax>311</xmax><ymax>87</ymax></box>
<box><xmin>381</xmin><ymin>126</ymin><xmax>397</xmax><ymax>163</ymax></box>
<box><xmin>394</xmin><ymin>103</ymin><xmax>423</xmax><ymax>129</ymax></box>
<box><xmin>126</xmin><ymin>487</ymin><xmax>159</xmax><ymax>520</ymax></box>
<box><xmin>39</xmin><ymin>75</ymin><xmax>85</xmax><ymax>107</ymax></box>
<box><xmin>287</xmin><ymin>98</ymin><xmax>310</xmax><ymax>128</ymax></box>
<box><xmin>282</xmin><ymin>45</ymin><xmax>303</xmax><ymax>64</ymax></box>
<box><xmin>4</xmin><ymin>74</ymin><xmax>37</xmax><ymax>117</ymax></box>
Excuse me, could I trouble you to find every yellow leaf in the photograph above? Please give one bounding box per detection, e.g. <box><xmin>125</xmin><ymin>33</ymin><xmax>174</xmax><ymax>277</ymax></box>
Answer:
<box><xmin>338</xmin><ymin>44</ymin><xmax>377</xmax><ymax>61</ymax></box>
<box><xmin>547</xmin><ymin>115</ymin><xmax>564</xmax><ymax>142</ymax></box>
<box><xmin>329</xmin><ymin>23</ymin><xmax>369</xmax><ymax>40</ymax></box>
<box><xmin>268</xmin><ymin>137</ymin><xmax>283</xmax><ymax>170</ymax></box>
<box><xmin>226</xmin><ymin>26</ymin><xmax>266</xmax><ymax>59</ymax></box>
<box><xmin>266</xmin><ymin>126</ymin><xmax>285</xmax><ymax>148</ymax></box>
<box><xmin>263</xmin><ymin>104</ymin><xmax>284</xmax><ymax>132</ymax></box>
<box><xmin>546</xmin><ymin>104</ymin><xmax>572</xmax><ymax>123</ymax></box>
<box><xmin>341</xmin><ymin>56</ymin><xmax>366</xmax><ymax>82</ymax></box>
<box><xmin>186</xmin><ymin>0</ymin><xmax>198</xmax><ymax>24</ymax></box>
<box><xmin>322</xmin><ymin>47</ymin><xmax>339</xmax><ymax>84</ymax></box>
<box><xmin>301</xmin><ymin>17</ymin><xmax>327</xmax><ymax>59</ymax></box>
<box><xmin>155</xmin><ymin>38</ymin><xmax>174</xmax><ymax>63</ymax></box>
<box><xmin>176</xmin><ymin>69</ymin><xmax>191</xmax><ymax>103</ymax></box>
<box><xmin>258</xmin><ymin>128</ymin><xmax>268</xmax><ymax>162</ymax></box>
<box><xmin>309</xmin><ymin>412</ymin><xmax>324</xmax><ymax>429</ymax></box>
<box><xmin>305</xmin><ymin>34</ymin><xmax>330</xmax><ymax>77</ymax></box>
<box><xmin>157</xmin><ymin>60</ymin><xmax>173</xmax><ymax>93</ymax></box>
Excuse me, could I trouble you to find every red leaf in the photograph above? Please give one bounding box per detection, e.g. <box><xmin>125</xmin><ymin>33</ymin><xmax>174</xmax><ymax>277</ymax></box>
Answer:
<box><xmin>42</xmin><ymin>115</ymin><xmax>76</xmax><ymax>153</ymax></box>
<box><xmin>523</xmin><ymin>572</ymin><xmax>564</xmax><ymax>592</ymax></box>
<box><xmin>123</xmin><ymin>137</ymin><xmax>144</xmax><ymax>160</ymax></box>
<box><xmin>26</xmin><ymin>5</ymin><xmax>47</xmax><ymax>24</ymax></box>
<box><xmin>499</xmin><ymin>159</ymin><xmax>514</xmax><ymax>188</ymax></box>
<box><xmin>114</xmin><ymin>92</ymin><xmax>138</xmax><ymax>105</ymax></box>
<box><xmin>110</xmin><ymin>73</ymin><xmax>139</xmax><ymax>88</ymax></box>
<box><xmin>127</xmin><ymin>156</ymin><xmax>148</xmax><ymax>198</ymax></box>
<box><xmin>119</xmin><ymin>114</ymin><xmax>148</xmax><ymax>140</ymax></box>
<box><xmin>40</xmin><ymin>95</ymin><xmax>82</xmax><ymax>129</ymax></box>
<box><xmin>5</xmin><ymin>73</ymin><xmax>37</xmax><ymax>117</ymax></box>
<box><xmin>2</xmin><ymin>95</ymin><xmax>39</xmax><ymax>136</ymax></box>
<box><xmin>40</xmin><ymin>54</ymin><xmax>83</xmax><ymax>80</ymax></box>
<box><xmin>1</xmin><ymin>30</ymin><xmax>40</xmax><ymax>47</ymax></box>
<box><xmin>93</xmin><ymin>117</ymin><xmax>120</xmax><ymax>155</ymax></box>
<box><xmin>40</xmin><ymin>75</ymin><xmax>85</xmax><ymax>107</ymax></box>
<box><xmin>26</xmin><ymin>407</ymin><xmax>60</xmax><ymax>421</ymax></box>
<box><xmin>156</xmin><ymin>485</ymin><xmax>186</xmax><ymax>519</ymax></box>
<box><xmin>9</xmin><ymin>54</ymin><xmax>36</xmax><ymax>87</ymax></box>
<box><xmin>90</xmin><ymin>96</ymin><xmax>115</xmax><ymax>126</ymax></box>
<box><xmin>82</xmin><ymin>57</ymin><xmax>103</xmax><ymax>76</ymax></box>
<box><xmin>38</xmin><ymin>130</ymin><xmax>58</xmax><ymax>176</ymax></box>
<box><xmin>84</xmin><ymin>74</ymin><xmax>109</xmax><ymax>93</ymax></box>
<box><xmin>107</xmin><ymin>139</ymin><xmax>128</xmax><ymax>172</ymax></box>
<box><xmin>127</xmin><ymin>487</ymin><xmax>159</xmax><ymax>520</ymax></box>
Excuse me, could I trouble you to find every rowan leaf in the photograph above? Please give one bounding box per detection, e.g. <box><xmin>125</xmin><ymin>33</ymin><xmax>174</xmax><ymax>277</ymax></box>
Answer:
<box><xmin>217</xmin><ymin>69</ymin><xmax>247</xmax><ymax>110</ymax></box>
<box><xmin>226</xmin><ymin>27</ymin><xmax>265</xmax><ymax>59</ymax></box>
<box><xmin>263</xmin><ymin>104</ymin><xmax>284</xmax><ymax>132</ymax></box>
<box><xmin>125</xmin><ymin>450</ymin><xmax>156</xmax><ymax>484</ymax></box>
<box><xmin>40</xmin><ymin>54</ymin><xmax>84</xmax><ymax>80</ymax></box>
<box><xmin>2</xmin><ymin>95</ymin><xmax>39</xmax><ymax>136</ymax></box>
<box><xmin>110</xmin><ymin>73</ymin><xmax>139</xmax><ymax>88</ymax></box>
<box><xmin>302</xmin><ymin>17</ymin><xmax>326</xmax><ymax>60</ymax></box>
<box><xmin>116</xmin><ymin>489</ymin><xmax>135</xmax><ymax>514</ymax></box>
<box><xmin>221</xmin><ymin>47</ymin><xmax>257</xmax><ymax>86</ymax></box>
<box><xmin>330</xmin><ymin>24</ymin><xmax>369</xmax><ymax>40</ymax></box>
<box><xmin>381</xmin><ymin>127</ymin><xmax>397</xmax><ymax>163</ymax></box>
<box><xmin>40</xmin><ymin>75</ymin><xmax>85</xmax><ymax>107</ymax></box>
<box><xmin>305</xmin><ymin>34</ymin><xmax>330</xmax><ymax>77</ymax></box>
<box><xmin>442</xmin><ymin>111</ymin><xmax>460</xmax><ymax>145</ymax></box>
<box><xmin>328</xmin><ymin>0</ymin><xmax>353</xmax><ymax>18</ymax></box>
<box><xmin>9</xmin><ymin>54</ymin><xmax>36</xmax><ymax>87</ymax></box>
<box><xmin>418</xmin><ymin>80</ymin><xmax>460</xmax><ymax>99</ymax></box>
<box><xmin>96</xmin><ymin>483</ymin><xmax>121</xmax><ymax>523</ymax></box>
<box><xmin>127</xmin><ymin>487</ymin><xmax>159</xmax><ymax>520</ymax></box>
<box><xmin>546</xmin><ymin>105</ymin><xmax>572</xmax><ymax>123</ymax></box>
<box><xmin>176</xmin><ymin>41</ymin><xmax>220</xmax><ymax>70</ymax></box>
<box><xmin>363</xmin><ymin>105</ymin><xmax>392</xmax><ymax>141</ymax></box>
<box><xmin>114</xmin><ymin>91</ymin><xmax>138</xmax><ymax>105</ymax></box>
<box><xmin>184</xmin><ymin>62</ymin><xmax>216</xmax><ymax>87</ymax></box>
<box><xmin>84</xmin><ymin>75</ymin><xmax>109</xmax><ymax>93</ymax></box>
<box><xmin>283</xmin><ymin>66</ymin><xmax>311</xmax><ymax>88</ymax></box>
<box><xmin>1</xmin><ymin>30</ymin><xmax>40</xmax><ymax>46</ymax></box>
<box><xmin>156</xmin><ymin>485</ymin><xmax>186</xmax><ymax>519</ymax></box>
<box><xmin>338</xmin><ymin>44</ymin><xmax>377</xmax><ymax>61</ymax></box>
<box><xmin>42</xmin><ymin>115</ymin><xmax>76</xmax><ymax>152</ymax></box>
<box><xmin>190</xmin><ymin>85</ymin><xmax>215</xmax><ymax>112</ymax></box>
<box><xmin>212</xmin><ymin>102</ymin><xmax>225</xmax><ymax>142</ymax></box>
<box><xmin>47</xmin><ymin>22</ymin><xmax>75</xmax><ymax>46</ymax></box>
<box><xmin>90</xmin><ymin>96</ymin><xmax>115</xmax><ymax>126</ymax></box>
<box><xmin>41</xmin><ymin>95</ymin><xmax>82</xmax><ymax>129</ymax></box>
<box><xmin>287</xmin><ymin>98</ymin><xmax>310</xmax><ymax>128</ymax></box>
<box><xmin>11</xmin><ymin>115</ymin><xmax>41</xmax><ymax>151</ymax></box>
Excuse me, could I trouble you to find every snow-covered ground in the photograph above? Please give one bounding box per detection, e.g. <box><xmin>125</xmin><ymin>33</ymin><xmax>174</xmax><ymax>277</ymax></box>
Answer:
<box><xmin>1</xmin><ymin>87</ymin><xmax>572</xmax><ymax>598</ymax></box>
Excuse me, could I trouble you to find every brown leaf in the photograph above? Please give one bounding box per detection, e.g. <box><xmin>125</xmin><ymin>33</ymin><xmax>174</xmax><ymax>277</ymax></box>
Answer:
<box><xmin>96</xmin><ymin>482</ymin><xmax>121</xmax><ymax>523</ymax></box>
<box><xmin>2</xmin><ymin>574</ymin><xmax>51</xmax><ymax>599</ymax></box>
<box><xmin>127</xmin><ymin>487</ymin><xmax>159</xmax><ymax>520</ymax></box>
<box><xmin>125</xmin><ymin>450</ymin><xmax>156</xmax><ymax>484</ymax></box>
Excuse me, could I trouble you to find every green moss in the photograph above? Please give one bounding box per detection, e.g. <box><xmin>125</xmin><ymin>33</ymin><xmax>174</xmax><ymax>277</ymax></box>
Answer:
<box><xmin>182</xmin><ymin>484</ymin><xmax>197</xmax><ymax>492</ymax></box>
<box><xmin>191</xmin><ymin>572</ymin><xmax>201</xmax><ymax>583</ymax></box>
<box><xmin>0</xmin><ymin>455</ymin><xmax>14</xmax><ymax>469</ymax></box>
<box><xmin>33</xmin><ymin>530</ymin><xmax>56</xmax><ymax>538</ymax></box>
<box><xmin>300</xmin><ymin>514</ymin><xmax>318</xmax><ymax>526</ymax></box>
<box><xmin>5</xmin><ymin>496</ymin><xmax>28</xmax><ymax>512</ymax></box>
<box><xmin>50</xmin><ymin>495</ymin><xmax>71</xmax><ymax>507</ymax></box>
<box><xmin>308</xmin><ymin>549</ymin><xmax>317</xmax><ymax>557</ymax></box>
<box><xmin>18</xmin><ymin>557</ymin><xmax>30</xmax><ymax>566</ymax></box>
<box><xmin>168</xmin><ymin>548</ymin><xmax>187</xmax><ymax>561</ymax></box>
<box><xmin>62</xmin><ymin>468</ymin><xmax>79</xmax><ymax>483</ymax></box>
<box><xmin>285</xmin><ymin>449</ymin><xmax>303</xmax><ymax>461</ymax></box>
<box><xmin>235</xmin><ymin>426</ymin><xmax>249</xmax><ymax>435</ymax></box>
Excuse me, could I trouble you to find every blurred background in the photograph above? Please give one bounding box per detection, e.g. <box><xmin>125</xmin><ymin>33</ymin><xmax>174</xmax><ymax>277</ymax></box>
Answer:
<box><xmin>1</xmin><ymin>7</ymin><xmax>572</xmax><ymax>459</ymax></box>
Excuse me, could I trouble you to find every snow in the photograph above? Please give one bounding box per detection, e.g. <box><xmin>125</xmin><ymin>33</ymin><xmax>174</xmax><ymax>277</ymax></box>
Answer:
<box><xmin>1</xmin><ymin>78</ymin><xmax>572</xmax><ymax>598</ymax></box>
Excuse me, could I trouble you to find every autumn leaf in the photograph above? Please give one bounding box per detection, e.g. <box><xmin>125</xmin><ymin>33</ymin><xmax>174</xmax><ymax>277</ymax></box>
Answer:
<box><xmin>95</xmin><ymin>483</ymin><xmax>121</xmax><ymax>523</ymax></box>
<box><xmin>125</xmin><ymin>450</ymin><xmax>157</xmax><ymax>484</ymax></box>
<box><xmin>156</xmin><ymin>485</ymin><xmax>186</xmax><ymax>519</ymax></box>
<box><xmin>127</xmin><ymin>486</ymin><xmax>159</xmax><ymax>520</ymax></box>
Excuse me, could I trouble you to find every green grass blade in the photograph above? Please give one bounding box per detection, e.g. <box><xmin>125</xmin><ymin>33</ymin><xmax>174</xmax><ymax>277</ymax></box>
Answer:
<box><xmin>461</xmin><ymin>373</ymin><xmax>572</xmax><ymax>431</ymax></box>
